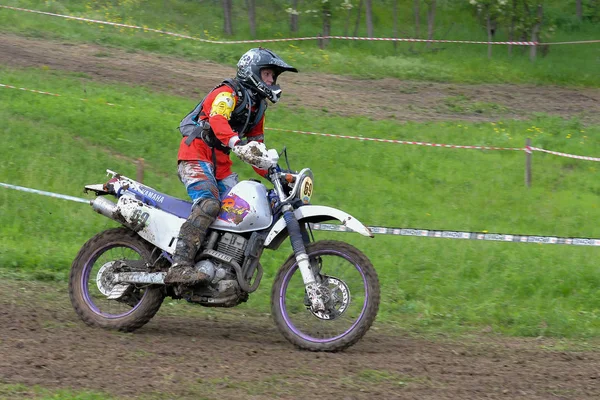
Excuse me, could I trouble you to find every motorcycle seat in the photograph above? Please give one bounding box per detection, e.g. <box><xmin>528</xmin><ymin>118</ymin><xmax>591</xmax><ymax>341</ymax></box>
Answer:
<box><xmin>135</xmin><ymin>184</ymin><xmax>192</xmax><ymax>220</ymax></box>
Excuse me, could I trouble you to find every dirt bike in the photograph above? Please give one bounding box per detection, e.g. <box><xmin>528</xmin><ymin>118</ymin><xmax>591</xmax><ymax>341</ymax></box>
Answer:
<box><xmin>69</xmin><ymin>148</ymin><xmax>380</xmax><ymax>352</ymax></box>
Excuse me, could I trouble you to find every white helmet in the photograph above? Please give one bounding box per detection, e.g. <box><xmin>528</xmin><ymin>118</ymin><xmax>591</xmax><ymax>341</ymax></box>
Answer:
<box><xmin>236</xmin><ymin>48</ymin><xmax>298</xmax><ymax>103</ymax></box>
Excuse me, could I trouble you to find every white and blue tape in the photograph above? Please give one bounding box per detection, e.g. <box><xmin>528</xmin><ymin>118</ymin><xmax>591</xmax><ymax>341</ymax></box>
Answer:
<box><xmin>0</xmin><ymin>183</ymin><xmax>90</xmax><ymax>204</ymax></box>
<box><xmin>2</xmin><ymin>182</ymin><xmax>599</xmax><ymax>247</ymax></box>
<box><xmin>311</xmin><ymin>223</ymin><xmax>600</xmax><ymax>247</ymax></box>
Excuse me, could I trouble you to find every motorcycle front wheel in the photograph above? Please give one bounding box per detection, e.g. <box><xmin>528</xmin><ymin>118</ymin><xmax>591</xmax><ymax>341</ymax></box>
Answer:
<box><xmin>69</xmin><ymin>227</ymin><xmax>164</xmax><ymax>332</ymax></box>
<box><xmin>271</xmin><ymin>240</ymin><xmax>380</xmax><ymax>352</ymax></box>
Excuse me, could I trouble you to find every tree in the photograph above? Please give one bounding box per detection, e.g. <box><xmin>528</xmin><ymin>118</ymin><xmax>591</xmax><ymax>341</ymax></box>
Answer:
<box><xmin>353</xmin><ymin>0</ymin><xmax>363</xmax><ymax>36</ymax></box>
<box><xmin>288</xmin><ymin>0</ymin><xmax>300</xmax><ymax>33</ymax></box>
<box><xmin>246</xmin><ymin>0</ymin><xmax>256</xmax><ymax>38</ymax></box>
<box><xmin>321</xmin><ymin>0</ymin><xmax>332</xmax><ymax>47</ymax></box>
<box><xmin>576</xmin><ymin>0</ymin><xmax>583</xmax><ymax>21</ymax></box>
<box><xmin>468</xmin><ymin>0</ymin><xmax>548</xmax><ymax>61</ymax></box>
<box><xmin>425</xmin><ymin>0</ymin><xmax>436</xmax><ymax>48</ymax></box>
<box><xmin>342</xmin><ymin>0</ymin><xmax>354</xmax><ymax>36</ymax></box>
<box><xmin>467</xmin><ymin>0</ymin><xmax>504</xmax><ymax>58</ymax></box>
<box><xmin>528</xmin><ymin>3</ymin><xmax>543</xmax><ymax>61</ymax></box>
<box><xmin>508</xmin><ymin>0</ymin><xmax>518</xmax><ymax>56</ymax></box>
<box><xmin>393</xmin><ymin>0</ymin><xmax>399</xmax><ymax>51</ymax></box>
<box><xmin>414</xmin><ymin>0</ymin><xmax>421</xmax><ymax>38</ymax></box>
<box><xmin>222</xmin><ymin>0</ymin><xmax>233</xmax><ymax>36</ymax></box>
<box><xmin>365</xmin><ymin>0</ymin><xmax>374</xmax><ymax>37</ymax></box>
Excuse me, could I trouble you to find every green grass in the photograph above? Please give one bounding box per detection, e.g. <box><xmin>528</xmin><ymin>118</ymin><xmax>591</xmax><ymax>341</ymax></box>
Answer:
<box><xmin>1</xmin><ymin>6</ymin><xmax>599</xmax><ymax>400</ymax></box>
<box><xmin>0</xmin><ymin>0</ymin><xmax>599</xmax><ymax>86</ymax></box>
<box><xmin>0</xmin><ymin>383</ymin><xmax>117</xmax><ymax>400</ymax></box>
<box><xmin>1</xmin><ymin>65</ymin><xmax>599</xmax><ymax>339</ymax></box>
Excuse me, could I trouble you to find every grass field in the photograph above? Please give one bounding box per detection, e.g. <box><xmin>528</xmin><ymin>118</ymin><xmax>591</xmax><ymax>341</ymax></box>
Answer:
<box><xmin>0</xmin><ymin>0</ymin><xmax>599</xmax><ymax>86</ymax></box>
<box><xmin>1</xmin><ymin>63</ymin><xmax>599</xmax><ymax>338</ymax></box>
<box><xmin>1</xmin><ymin>3</ymin><xmax>599</xmax><ymax>399</ymax></box>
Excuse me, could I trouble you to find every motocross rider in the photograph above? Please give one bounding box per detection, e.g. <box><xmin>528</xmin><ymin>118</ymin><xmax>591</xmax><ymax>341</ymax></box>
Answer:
<box><xmin>164</xmin><ymin>48</ymin><xmax>298</xmax><ymax>285</ymax></box>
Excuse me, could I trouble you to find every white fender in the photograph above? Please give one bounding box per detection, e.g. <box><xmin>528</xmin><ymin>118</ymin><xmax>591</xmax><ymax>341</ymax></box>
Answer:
<box><xmin>264</xmin><ymin>205</ymin><xmax>373</xmax><ymax>247</ymax></box>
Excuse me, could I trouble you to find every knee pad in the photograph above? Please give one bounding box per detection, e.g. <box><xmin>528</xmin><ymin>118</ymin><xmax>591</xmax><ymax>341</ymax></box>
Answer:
<box><xmin>187</xmin><ymin>198</ymin><xmax>221</xmax><ymax>230</ymax></box>
<box><xmin>196</xmin><ymin>198</ymin><xmax>221</xmax><ymax>218</ymax></box>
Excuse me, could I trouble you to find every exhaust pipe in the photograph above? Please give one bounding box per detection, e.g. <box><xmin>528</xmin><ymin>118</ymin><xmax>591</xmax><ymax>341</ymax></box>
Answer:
<box><xmin>91</xmin><ymin>196</ymin><xmax>119</xmax><ymax>220</ymax></box>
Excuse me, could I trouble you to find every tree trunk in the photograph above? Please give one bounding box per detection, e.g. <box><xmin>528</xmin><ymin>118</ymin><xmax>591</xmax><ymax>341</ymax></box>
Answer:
<box><xmin>344</xmin><ymin>6</ymin><xmax>351</xmax><ymax>36</ymax></box>
<box><xmin>222</xmin><ymin>0</ymin><xmax>233</xmax><ymax>36</ymax></box>
<box><xmin>576</xmin><ymin>0</ymin><xmax>583</xmax><ymax>21</ymax></box>
<box><xmin>486</xmin><ymin>5</ymin><xmax>493</xmax><ymax>59</ymax></box>
<box><xmin>353</xmin><ymin>0</ymin><xmax>363</xmax><ymax>36</ymax></box>
<box><xmin>530</xmin><ymin>4</ymin><xmax>543</xmax><ymax>62</ymax></box>
<box><xmin>414</xmin><ymin>0</ymin><xmax>420</xmax><ymax>38</ymax></box>
<box><xmin>365</xmin><ymin>0</ymin><xmax>374</xmax><ymax>37</ymax></box>
<box><xmin>321</xmin><ymin>1</ymin><xmax>331</xmax><ymax>47</ymax></box>
<box><xmin>246</xmin><ymin>0</ymin><xmax>256</xmax><ymax>38</ymax></box>
<box><xmin>290</xmin><ymin>0</ymin><xmax>299</xmax><ymax>33</ymax></box>
<box><xmin>508</xmin><ymin>0</ymin><xmax>517</xmax><ymax>57</ymax></box>
<box><xmin>393</xmin><ymin>0</ymin><xmax>399</xmax><ymax>51</ymax></box>
<box><xmin>426</xmin><ymin>0</ymin><xmax>436</xmax><ymax>48</ymax></box>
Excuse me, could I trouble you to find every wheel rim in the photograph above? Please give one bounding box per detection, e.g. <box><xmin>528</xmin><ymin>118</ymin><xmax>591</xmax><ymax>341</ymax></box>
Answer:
<box><xmin>279</xmin><ymin>249</ymin><xmax>369</xmax><ymax>343</ymax></box>
<box><xmin>80</xmin><ymin>243</ymin><xmax>149</xmax><ymax>318</ymax></box>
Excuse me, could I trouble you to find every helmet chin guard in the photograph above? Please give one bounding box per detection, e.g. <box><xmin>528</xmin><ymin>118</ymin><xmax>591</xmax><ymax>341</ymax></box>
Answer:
<box><xmin>246</xmin><ymin>74</ymin><xmax>283</xmax><ymax>103</ymax></box>
<box><xmin>236</xmin><ymin>48</ymin><xmax>297</xmax><ymax>103</ymax></box>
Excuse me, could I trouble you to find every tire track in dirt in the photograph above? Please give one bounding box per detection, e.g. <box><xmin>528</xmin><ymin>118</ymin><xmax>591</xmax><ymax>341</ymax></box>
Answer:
<box><xmin>1</xmin><ymin>33</ymin><xmax>599</xmax><ymax>125</ymax></box>
<box><xmin>2</xmin><ymin>33</ymin><xmax>600</xmax><ymax>399</ymax></box>
<box><xmin>0</xmin><ymin>280</ymin><xmax>599</xmax><ymax>399</ymax></box>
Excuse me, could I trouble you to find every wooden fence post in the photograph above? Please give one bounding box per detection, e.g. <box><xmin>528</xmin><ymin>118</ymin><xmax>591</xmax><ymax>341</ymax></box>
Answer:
<box><xmin>525</xmin><ymin>138</ymin><xmax>531</xmax><ymax>187</ymax></box>
<box><xmin>136</xmin><ymin>158</ymin><xmax>145</xmax><ymax>183</ymax></box>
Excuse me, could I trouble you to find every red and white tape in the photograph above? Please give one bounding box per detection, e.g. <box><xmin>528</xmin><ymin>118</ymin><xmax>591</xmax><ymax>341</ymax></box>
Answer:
<box><xmin>2</xmin><ymin>82</ymin><xmax>599</xmax><ymax>162</ymax></box>
<box><xmin>530</xmin><ymin>146</ymin><xmax>600</xmax><ymax>162</ymax></box>
<box><xmin>4</xmin><ymin>5</ymin><xmax>598</xmax><ymax>47</ymax></box>
<box><xmin>0</xmin><ymin>83</ymin><xmax>120</xmax><ymax>106</ymax></box>
<box><xmin>0</xmin><ymin>83</ymin><xmax>60</xmax><ymax>97</ymax></box>
<box><xmin>265</xmin><ymin>127</ymin><xmax>523</xmax><ymax>151</ymax></box>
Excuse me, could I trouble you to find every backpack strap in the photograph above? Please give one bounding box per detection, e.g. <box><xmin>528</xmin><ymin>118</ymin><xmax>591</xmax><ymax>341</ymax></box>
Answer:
<box><xmin>179</xmin><ymin>79</ymin><xmax>264</xmax><ymax>150</ymax></box>
<box><xmin>179</xmin><ymin>80</ymin><xmax>234</xmax><ymax>147</ymax></box>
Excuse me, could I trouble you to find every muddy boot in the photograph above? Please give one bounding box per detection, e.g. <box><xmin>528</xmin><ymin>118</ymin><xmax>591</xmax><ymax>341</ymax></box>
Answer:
<box><xmin>164</xmin><ymin>198</ymin><xmax>221</xmax><ymax>285</ymax></box>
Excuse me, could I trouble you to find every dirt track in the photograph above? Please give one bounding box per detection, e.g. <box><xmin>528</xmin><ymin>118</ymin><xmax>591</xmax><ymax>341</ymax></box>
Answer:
<box><xmin>1</xmin><ymin>280</ymin><xmax>599</xmax><ymax>400</ymax></box>
<box><xmin>1</xmin><ymin>33</ymin><xmax>600</xmax><ymax>399</ymax></box>
<box><xmin>1</xmin><ymin>33</ymin><xmax>599</xmax><ymax>125</ymax></box>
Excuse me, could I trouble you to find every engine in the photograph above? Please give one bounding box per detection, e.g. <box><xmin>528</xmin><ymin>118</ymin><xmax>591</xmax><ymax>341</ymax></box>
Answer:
<box><xmin>196</xmin><ymin>232</ymin><xmax>247</xmax><ymax>282</ymax></box>
<box><xmin>187</xmin><ymin>232</ymin><xmax>249</xmax><ymax>307</ymax></box>
<box><xmin>216</xmin><ymin>232</ymin><xmax>247</xmax><ymax>265</ymax></box>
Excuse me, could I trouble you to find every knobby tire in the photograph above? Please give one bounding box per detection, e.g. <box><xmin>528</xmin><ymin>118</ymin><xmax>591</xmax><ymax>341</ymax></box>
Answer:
<box><xmin>69</xmin><ymin>227</ymin><xmax>164</xmax><ymax>332</ymax></box>
<box><xmin>271</xmin><ymin>240</ymin><xmax>380</xmax><ymax>352</ymax></box>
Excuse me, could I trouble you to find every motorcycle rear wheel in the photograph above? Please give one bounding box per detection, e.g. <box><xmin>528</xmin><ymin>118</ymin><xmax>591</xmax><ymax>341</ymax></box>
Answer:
<box><xmin>69</xmin><ymin>227</ymin><xmax>164</xmax><ymax>332</ymax></box>
<box><xmin>271</xmin><ymin>240</ymin><xmax>380</xmax><ymax>352</ymax></box>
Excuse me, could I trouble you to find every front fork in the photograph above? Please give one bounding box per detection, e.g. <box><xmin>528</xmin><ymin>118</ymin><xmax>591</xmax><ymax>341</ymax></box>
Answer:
<box><xmin>280</xmin><ymin>204</ymin><xmax>325</xmax><ymax>312</ymax></box>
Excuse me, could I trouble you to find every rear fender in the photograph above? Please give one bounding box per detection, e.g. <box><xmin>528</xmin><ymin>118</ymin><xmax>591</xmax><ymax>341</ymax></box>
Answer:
<box><xmin>264</xmin><ymin>205</ymin><xmax>373</xmax><ymax>250</ymax></box>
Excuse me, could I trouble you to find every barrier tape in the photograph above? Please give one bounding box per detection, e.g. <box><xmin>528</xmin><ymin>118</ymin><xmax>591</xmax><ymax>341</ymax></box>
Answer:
<box><xmin>1</xmin><ymin>182</ymin><xmax>598</xmax><ymax>247</ymax></box>
<box><xmin>0</xmin><ymin>83</ymin><xmax>60</xmax><ymax>96</ymax></box>
<box><xmin>311</xmin><ymin>223</ymin><xmax>600</xmax><ymax>247</ymax></box>
<box><xmin>539</xmin><ymin>40</ymin><xmax>600</xmax><ymax>45</ymax></box>
<box><xmin>265</xmin><ymin>127</ymin><xmax>524</xmax><ymax>151</ymax></box>
<box><xmin>0</xmin><ymin>83</ymin><xmax>121</xmax><ymax>106</ymax></box>
<box><xmin>3</xmin><ymin>81</ymin><xmax>600</xmax><ymax>162</ymax></box>
<box><xmin>7</xmin><ymin>81</ymin><xmax>599</xmax><ymax>161</ymax></box>
<box><xmin>4</xmin><ymin>5</ymin><xmax>597</xmax><ymax>47</ymax></box>
<box><xmin>0</xmin><ymin>183</ymin><xmax>90</xmax><ymax>204</ymax></box>
<box><xmin>530</xmin><ymin>146</ymin><xmax>600</xmax><ymax>162</ymax></box>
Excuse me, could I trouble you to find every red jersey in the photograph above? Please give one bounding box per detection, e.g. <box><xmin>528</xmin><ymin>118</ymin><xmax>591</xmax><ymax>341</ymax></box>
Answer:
<box><xmin>178</xmin><ymin>85</ymin><xmax>266</xmax><ymax>180</ymax></box>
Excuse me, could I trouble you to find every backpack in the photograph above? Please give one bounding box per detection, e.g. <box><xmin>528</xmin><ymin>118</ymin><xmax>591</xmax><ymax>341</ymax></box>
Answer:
<box><xmin>178</xmin><ymin>79</ymin><xmax>266</xmax><ymax>153</ymax></box>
